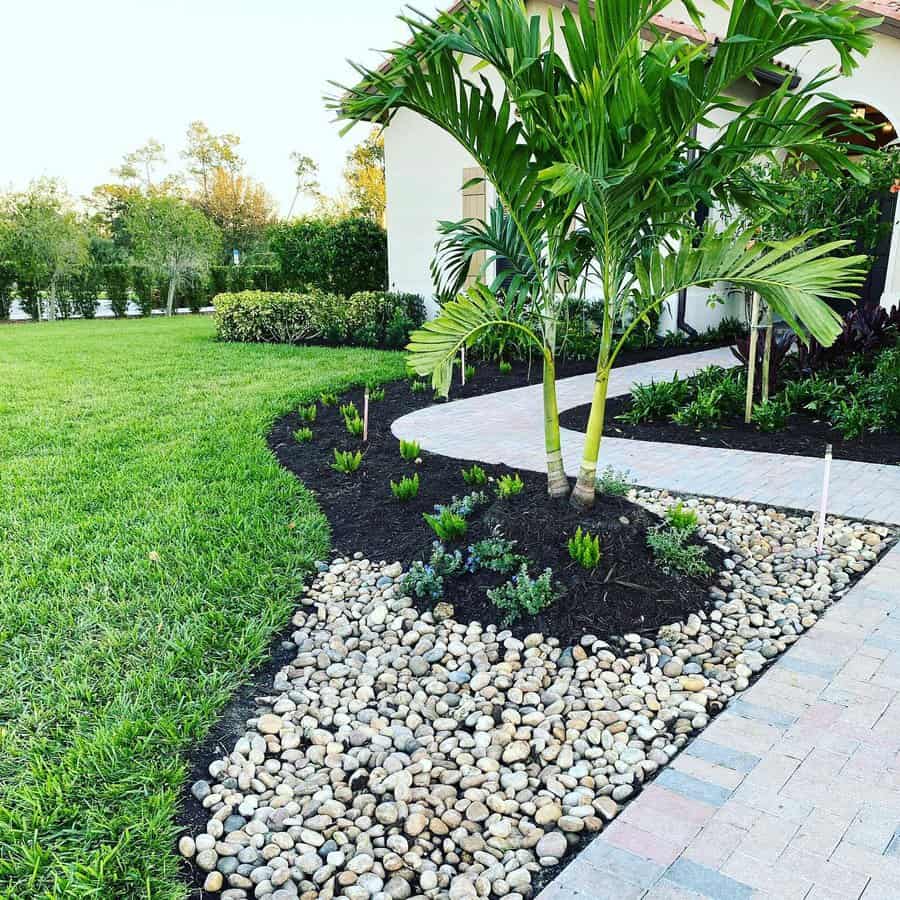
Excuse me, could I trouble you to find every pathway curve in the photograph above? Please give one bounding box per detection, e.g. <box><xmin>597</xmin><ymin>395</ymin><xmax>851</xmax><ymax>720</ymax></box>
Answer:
<box><xmin>392</xmin><ymin>348</ymin><xmax>900</xmax><ymax>898</ymax></box>
<box><xmin>392</xmin><ymin>347</ymin><xmax>900</xmax><ymax>525</ymax></box>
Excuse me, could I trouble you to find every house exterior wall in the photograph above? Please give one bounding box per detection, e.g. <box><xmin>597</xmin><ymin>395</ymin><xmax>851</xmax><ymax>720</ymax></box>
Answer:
<box><xmin>383</xmin><ymin>0</ymin><xmax>900</xmax><ymax>322</ymax></box>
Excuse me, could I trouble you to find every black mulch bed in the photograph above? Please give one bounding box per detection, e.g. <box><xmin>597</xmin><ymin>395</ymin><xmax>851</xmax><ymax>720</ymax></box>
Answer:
<box><xmin>268</xmin><ymin>365</ymin><xmax>725</xmax><ymax>646</ymax></box>
<box><xmin>560</xmin><ymin>394</ymin><xmax>900</xmax><ymax>466</ymax></box>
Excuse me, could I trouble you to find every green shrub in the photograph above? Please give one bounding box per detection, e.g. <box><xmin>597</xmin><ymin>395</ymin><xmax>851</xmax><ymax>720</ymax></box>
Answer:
<box><xmin>340</xmin><ymin>401</ymin><xmax>359</xmax><ymax>422</ymax></box>
<box><xmin>367</xmin><ymin>385</ymin><xmax>386</xmax><ymax>401</ymax></box>
<box><xmin>410</xmin><ymin>380</ymin><xmax>429</xmax><ymax>394</ymax></box>
<box><xmin>467</xmin><ymin>536</ymin><xmax>523</xmax><ymax>574</ymax></box>
<box><xmin>618</xmin><ymin>375</ymin><xmax>692</xmax><ymax>424</ymax></box>
<box><xmin>596</xmin><ymin>466</ymin><xmax>633</xmax><ymax>496</ymax></box>
<box><xmin>423</xmin><ymin>508</ymin><xmax>468</xmax><ymax>542</ymax></box>
<box><xmin>647</xmin><ymin>526</ymin><xmax>712</xmax><ymax>577</ymax></box>
<box><xmin>402</xmin><ymin>561</ymin><xmax>444</xmax><ymax>602</ymax></box>
<box><xmin>464</xmin><ymin>364</ymin><xmax>476</xmax><ymax>382</ymax></box>
<box><xmin>671</xmin><ymin>385</ymin><xmax>726</xmax><ymax>429</ymax></box>
<box><xmin>499</xmin><ymin>361</ymin><xmax>513</xmax><ymax>375</ymax></box>
<box><xmin>496</xmin><ymin>473</ymin><xmax>525</xmax><ymax>499</ymax></box>
<box><xmin>429</xmin><ymin>541</ymin><xmax>466</xmax><ymax>577</ymax></box>
<box><xmin>214</xmin><ymin>291</ymin><xmax>324</xmax><ymax>343</ymax></box>
<box><xmin>830</xmin><ymin>398</ymin><xmax>884</xmax><ymax>439</ymax></box>
<box><xmin>752</xmin><ymin>397</ymin><xmax>790</xmax><ymax>433</ymax></box>
<box><xmin>665</xmin><ymin>503</ymin><xmax>698</xmax><ymax>533</ymax></box>
<box><xmin>390</xmin><ymin>473</ymin><xmax>420</xmax><ymax>502</ymax></box>
<box><xmin>445</xmin><ymin>491</ymin><xmax>490</xmax><ymax>517</ymax></box>
<box><xmin>266</xmin><ymin>216</ymin><xmax>387</xmax><ymax>297</ymax></box>
<box><xmin>213</xmin><ymin>287</ymin><xmax>424</xmax><ymax>349</ymax></box>
<box><xmin>319</xmin><ymin>392</ymin><xmax>338</xmax><ymax>406</ymax></box>
<box><xmin>298</xmin><ymin>404</ymin><xmax>317</xmax><ymax>424</ymax></box>
<box><xmin>487</xmin><ymin>564</ymin><xmax>559</xmax><ymax>624</ymax></box>
<box><xmin>461</xmin><ymin>464</ymin><xmax>488</xmax><ymax>486</ymax></box>
<box><xmin>568</xmin><ymin>527</ymin><xmax>602</xmax><ymax>569</ymax></box>
<box><xmin>331</xmin><ymin>449</ymin><xmax>363</xmax><ymax>474</ymax></box>
<box><xmin>294</xmin><ymin>427</ymin><xmax>313</xmax><ymax>443</ymax></box>
<box><xmin>345</xmin><ymin>415</ymin><xmax>364</xmax><ymax>437</ymax></box>
<box><xmin>400</xmin><ymin>439</ymin><xmax>421</xmax><ymax>461</ymax></box>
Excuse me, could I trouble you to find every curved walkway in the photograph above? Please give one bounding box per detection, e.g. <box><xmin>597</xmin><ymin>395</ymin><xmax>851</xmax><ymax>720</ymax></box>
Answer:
<box><xmin>392</xmin><ymin>347</ymin><xmax>900</xmax><ymax>526</ymax></box>
<box><xmin>393</xmin><ymin>348</ymin><xmax>900</xmax><ymax>899</ymax></box>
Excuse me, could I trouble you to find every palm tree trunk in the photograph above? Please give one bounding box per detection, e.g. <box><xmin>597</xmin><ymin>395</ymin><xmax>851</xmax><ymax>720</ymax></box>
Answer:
<box><xmin>571</xmin><ymin>366</ymin><xmax>609</xmax><ymax>509</ymax></box>
<box><xmin>543</xmin><ymin>352</ymin><xmax>569</xmax><ymax>499</ymax></box>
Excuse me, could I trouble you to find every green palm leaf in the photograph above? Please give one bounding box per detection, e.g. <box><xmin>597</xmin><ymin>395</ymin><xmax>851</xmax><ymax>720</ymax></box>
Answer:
<box><xmin>406</xmin><ymin>284</ymin><xmax>543</xmax><ymax>397</ymax></box>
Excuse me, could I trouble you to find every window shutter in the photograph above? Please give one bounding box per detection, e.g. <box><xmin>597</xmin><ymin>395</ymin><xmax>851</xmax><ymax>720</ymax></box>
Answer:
<box><xmin>462</xmin><ymin>167</ymin><xmax>486</xmax><ymax>289</ymax></box>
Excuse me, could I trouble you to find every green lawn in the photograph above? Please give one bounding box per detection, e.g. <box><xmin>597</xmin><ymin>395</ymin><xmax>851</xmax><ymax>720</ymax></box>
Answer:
<box><xmin>0</xmin><ymin>316</ymin><xmax>405</xmax><ymax>899</ymax></box>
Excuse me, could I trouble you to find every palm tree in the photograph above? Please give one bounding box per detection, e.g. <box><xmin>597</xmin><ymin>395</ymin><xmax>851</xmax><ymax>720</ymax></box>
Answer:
<box><xmin>333</xmin><ymin>0</ymin><xmax>875</xmax><ymax>506</ymax></box>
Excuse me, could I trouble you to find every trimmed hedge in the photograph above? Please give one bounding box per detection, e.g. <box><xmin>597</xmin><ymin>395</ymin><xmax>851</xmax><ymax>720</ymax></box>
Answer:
<box><xmin>266</xmin><ymin>218</ymin><xmax>387</xmax><ymax>297</ymax></box>
<box><xmin>214</xmin><ymin>290</ymin><xmax>425</xmax><ymax>350</ymax></box>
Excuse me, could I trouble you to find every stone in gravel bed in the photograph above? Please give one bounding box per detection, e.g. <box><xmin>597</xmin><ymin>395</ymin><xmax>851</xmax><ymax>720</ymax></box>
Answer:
<box><xmin>180</xmin><ymin>491</ymin><xmax>894</xmax><ymax>899</ymax></box>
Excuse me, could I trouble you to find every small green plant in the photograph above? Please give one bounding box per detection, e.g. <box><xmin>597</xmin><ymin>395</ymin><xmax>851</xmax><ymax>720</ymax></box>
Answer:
<box><xmin>465</xmin><ymin>364</ymin><xmax>476</xmax><ymax>382</ymax></box>
<box><xmin>345</xmin><ymin>415</ymin><xmax>364</xmax><ymax>437</ymax></box>
<box><xmin>487</xmin><ymin>564</ymin><xmax>559</xmax><ymax>624</ymax></box>
<box><xmin>618</xmin><ymin>375</ymin><xmax>692</xmax><ymax>424</ymax></box>
<box><xmin>567</xmin><ymin>527</ymin><xmax>602</xmax><ymax>569</ymax></box>
<box><xmin>319</xmin><ymin>392</ymin><xmax>338</xmax><ymax>406</ymax></box>
<box><xmin>466</xmin><ymin>536</ymin><xmax>523</xmax><ymax>574</ymax></box>
<box><xmin>752</xmin><ymin>397</ymin><xmax>790</xmax><ymax>433</ymax></box>
<box><xmin>294</xmin><ymin>427</ymin><xmax>313</xmax><ymax>443</ymax></box>
<box><xmin>596</xmin><ymin>466</ymin><xmax>633</xmax><ymax>497</ymax></box>
<box><xmin>411</xmin><ymin>380</ymin><xmax>429</xmax><ymax>394</ymax></box>
<box><xmin>647</xmin><ymin>526</ymin><xmax>712</xmax><ymax>577</ymax></box>
<box><xmin>423</xmin><ymin>508</ymin><xmax>468</xmax><ymax>542</ymax></box>
<box><xmin>830</xmin><ymin>397</ymin><xmax>884</xmax><ymax>439</ymax></box>
<box><xmin>496</xmin><ymin>473</ymin><xmax>525</xmax><ymax>499</ymax></box>
<box><xmin>366</xmin><ymin>384</ymin><xmax>385</xmax><ymax>401</ymax></box>
<box><xmin>461</xmin><ymin>464</ymin><xmax>488</xmax><ymax>486</ymax></box>
<box><xmin>670</xmin><ymin>385</ymin><xmax>726</xmax><ymax>429</ymax></box>
<box><xmin>402</xmin><ymin>561</ymin><xmax>444</xmax><ymax>602</ymax></box>
<box><xmin>297</xmin><ymin>403</ymin><xmax>317</xmax><ymax>424</ymax></box>
<box><xmin>499</xmin><ymin>360</ymin><xmax>512</xmax><ymax>375</ymax></box>
<box><xmin>340</xmin><ymin>401</ymin><xmax>359</xmax><ymax>423</ymax></box>
<box><xmin>390</xmin><ymin>473</ymin><xmax>420</xmax><ymax>502</ymax></box>
<box><xmin>400</xmin><ymin>439</ymin><xmax>421</xmax><ymax>461</ymax></box>
<box><xmin>331</xmin><ymin>448</ymin><xmax>363</xmax><ymax>474</ymax></box>
<box><xmin>429</xmin><ymin>541</ymin><xmax>465</xmax><ymax>577</ymax></box>
<box><xmin>444</xmin><ymin>490</ymin><xmax>489</xmax><ymax>517</ymax></box>
<box><xmin>665</xmin><ymin>503</ymin><xmax>698</xmax><ymax>533</ymax></box>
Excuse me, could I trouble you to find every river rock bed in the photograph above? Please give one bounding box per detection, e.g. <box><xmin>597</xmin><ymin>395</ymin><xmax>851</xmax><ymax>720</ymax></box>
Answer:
<box><xmin>180</xmin><ymin>492</ymin><xmax>895</xmax><ymax>900</ymax></box>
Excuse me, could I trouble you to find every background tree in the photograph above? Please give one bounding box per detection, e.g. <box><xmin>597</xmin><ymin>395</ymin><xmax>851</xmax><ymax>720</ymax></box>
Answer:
<box><xmin>182</xmin><ymin>121</ymin><xmax>242</xmax><ymax>211</ymax></box>
<box><xmin>343</xmin><ymin>129</ymin><xmax>386</xmax><ymax>224</ymax></box>
<box><xmin>1</xmin><ymin>179</ymin><xmax>89</xmax><ymax>321</ymax></box>
<box><xmin>288</xmin><ymin>152</ymin><xmax>323</xmax><ymax>220</ymax></box>
<box><xmin>205</xmin><ymin>168</ymin><xmax>275</xmax><ymax>260</ymax></box>
<box><xmin>113</xmin><ymin>138</ymin><xmax>167</xmax><ymax>191</ymax></box>
<box><xmin>125</xmin><ymin>195</ymin><xmax>221</xmax><ymax>316</ymax></box>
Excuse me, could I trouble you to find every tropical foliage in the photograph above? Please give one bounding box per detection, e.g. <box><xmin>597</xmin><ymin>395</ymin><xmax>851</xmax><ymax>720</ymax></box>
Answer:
<box><xmin>335</xmin><ymin>0</ymin><xmax>875</xmax><ymax>507</ymax></box>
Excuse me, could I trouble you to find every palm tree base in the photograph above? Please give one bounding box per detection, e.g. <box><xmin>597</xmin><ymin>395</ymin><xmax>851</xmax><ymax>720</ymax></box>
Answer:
<box><xmin>569</xmin><ymin>475</ymin><xmax>596</xmax><ymax>511</ymax></box>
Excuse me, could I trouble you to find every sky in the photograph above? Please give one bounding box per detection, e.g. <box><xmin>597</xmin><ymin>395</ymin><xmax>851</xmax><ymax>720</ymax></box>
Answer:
<box><xmin>1</xmin><ymin>0</ymin><xmax>439</xmax><ymax>216</ymax></box>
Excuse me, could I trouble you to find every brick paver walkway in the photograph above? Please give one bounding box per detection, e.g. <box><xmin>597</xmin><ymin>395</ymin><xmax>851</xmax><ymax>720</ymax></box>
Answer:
<box><xmin>392</xmin><ymin>347</ymin><xmax>900</xmax><ymax>525</ymax></box>
<box><xmin>392</xmin><ymin>349</ymin><xmax>900</xmax><ymax>898</ymax></box>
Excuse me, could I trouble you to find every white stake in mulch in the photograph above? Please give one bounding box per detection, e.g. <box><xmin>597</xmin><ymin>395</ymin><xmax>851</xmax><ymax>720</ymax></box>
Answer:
<box><xmin>363</xmin><ymin>388</ymin><xmax>370</xmax><ymax>443</ymax></box>
<box><xmin>461</xmin><ymin>345</ymin><xmax>467</xmax><ymax>386</ymax></box>
<box><xmin>816</xmin><ymin>443</ymin><xmax>833</xmax><ymax>554</ymax></box>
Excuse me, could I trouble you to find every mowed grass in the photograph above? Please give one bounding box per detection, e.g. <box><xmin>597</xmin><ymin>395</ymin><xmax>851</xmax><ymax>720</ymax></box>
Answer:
<box><xmin>0</xmin><ymin>317</ymin><xmax>405</xmax><ymax>898</ymax></box>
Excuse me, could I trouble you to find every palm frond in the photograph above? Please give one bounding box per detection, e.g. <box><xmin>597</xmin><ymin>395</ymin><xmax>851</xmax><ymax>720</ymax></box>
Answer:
<box><xmin>631</xmin><ymin>224</ymin><xmax>867</xmax><ymax>346</ymax></box>
<box><xmin>406</xmin><ymin>283</ymin><xmax>544</xmax><ymax>396</ymax></box>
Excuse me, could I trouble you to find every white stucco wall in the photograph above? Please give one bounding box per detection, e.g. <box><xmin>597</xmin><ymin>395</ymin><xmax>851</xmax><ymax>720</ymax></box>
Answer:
<box><xmin>383</xmin><ymin>0</ymin><xmax>900</xmax><ymax>322</ymax></box>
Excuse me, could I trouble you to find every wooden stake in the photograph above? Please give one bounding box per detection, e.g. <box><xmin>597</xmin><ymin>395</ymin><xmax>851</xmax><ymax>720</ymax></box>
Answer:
<box><xmin>761</xmin><ymin>306</ymin><xmax>774</xmax><ymax>404</ymax></box>
<box><xmin>461</xmin><ymin>345</ymin><xmax>466</xmax><ymax>386</ymax></box>
<box><xmin>744</xmin><ymin>291</ymin><xmax>761</xmax><ymax>424</ymax></box>
<box><xmin>816</xmin><ymin>444</ymin><xmax>833</xmax><ymax>554</ymax></box>
<box><xmin>363</xmin><ymin>389</ymin><xmax>369</xmax><ymax>443</ymax></box>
